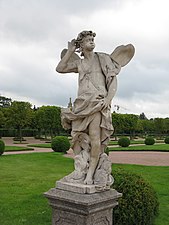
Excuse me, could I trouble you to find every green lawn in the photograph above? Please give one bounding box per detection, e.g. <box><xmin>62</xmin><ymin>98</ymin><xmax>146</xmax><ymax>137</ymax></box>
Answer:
<box><xmin>5</xmin><ymin>146</ymin><xmax>34</xmax><ymax>152</ymax></box>
<box><xmin>109</xmin><ymin>139</ymin><xmax>164</xmax><ymax>145</ymax></box>
<box><xmin>0</xmin><ymin>153</ymin><xmax>169</xmax><ymax>225</ymax></box>
<box><xmin>0</xmin><ymin>153</ymin><xmax>74</xmax><ymax>225</ymax></box>
<box><xmin>27</xmin><ymin>143</ymin><xmax>51</xmax><ymax>148</ymax></box>
<box><xmin>109</xmin><ymin>144</ymin><xmax>169</xmax><ymax>151</ymax></box>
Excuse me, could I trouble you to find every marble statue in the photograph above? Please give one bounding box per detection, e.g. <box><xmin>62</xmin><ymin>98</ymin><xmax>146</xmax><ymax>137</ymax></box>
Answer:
<box><xmin>56</xmin><ymin>30</ymin><xmax>135</xmax><ymax>192</ymax></box>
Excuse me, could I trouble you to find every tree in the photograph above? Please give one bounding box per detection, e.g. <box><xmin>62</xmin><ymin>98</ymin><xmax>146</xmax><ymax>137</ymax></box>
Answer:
<box><xmin>164</xmin><ymin>118</ymin><xmax>169</xmax><ymax>135</ymax></box>
<box><xmin>0</xmin><ymin>110</ymin><xmax>5</xmax><ymax>128</ymax></box>
<box><xmin>136</xmin><ymin>119</ymin><xmax>155</xmax><ymax>137</ymax></box>
<box><xmin>154</xmin><ymin>118</ymin><xmax>165</xmax><ymax>138</ymax></box>
<box><xmin>0</xmin><ymin>110</ymin><xmax>5</xmax><ymax>138</ymax></box>
<box><xmin>139</xmin><ymin>112</ymin><xmax>148</xmax><ymax>120</ymax></box>
<box><xmin>112</xmin><ymin>112</ymin><xmax>125</xmax><ymax>140</ymax></box>
<box><xmin>6</xmin><ymin>101</ymin><xmax>32</xmax><ymax>142</ymax></box>
<box><xmin>35</xmin><ymin>106</ymin><xmax>62</xmax><ymax>139</ymax></box>
<box><xmin>142</xmin><ymin>119</ymin><xmax>155</xmax><ymax>136</ymax></box>
<box><xmin>0</xmin><ymin>96</ymin><xmax>12</xmax><ymax>108</ymax></box>
<box><xmin>136</xmin><ymin>119</ymin><xmax>144</xmax><ymax>135</ymax></box>
<box><xmin>123</xmin><ymin>114</ymin><xmax>139</xmax><ymax>139</ymax></box>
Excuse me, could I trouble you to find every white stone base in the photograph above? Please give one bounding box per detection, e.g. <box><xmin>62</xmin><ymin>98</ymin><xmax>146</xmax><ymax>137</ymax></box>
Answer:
<box><xmin>56</xmin><ymin>180</ymin><xmax>98</xmax><ymax>194</ymax></box>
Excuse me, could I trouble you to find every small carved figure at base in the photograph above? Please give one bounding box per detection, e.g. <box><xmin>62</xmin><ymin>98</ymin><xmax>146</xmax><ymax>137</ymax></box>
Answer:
<box><xmin>57</xmin><ymin>151</ymin><xmax>114</xmax><ymax>193</ymax></box>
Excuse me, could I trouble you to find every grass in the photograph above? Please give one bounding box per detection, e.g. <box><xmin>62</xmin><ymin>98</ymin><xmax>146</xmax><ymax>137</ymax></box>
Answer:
<box><xmin>109</xmin><ymin>144</ymin><xmax>169</xmax><ymax>151</ymax></box>
<box><xmin>109</xmin><ymin>139</ymin><xmax>164</xmax><ymax>145</ymax></box>
<box><xmin>0</xmin><ymin>153</ymin><xmax>169</xmax><ymax>225</ymax></box>
<box><xmin>0</xmin><ymin>153</ymin><xmax>74</xmax><ymax>225</ymax></box>
<box><xmin>5</xmin><ymin>146</ymin><xmax>34</xmax><ymax>152</ymax></box>
<box><xmin>109</xmin><ymin>140</ymin><xmax>144</xmax><ymax>145</ymax></box>
<box><xmin>27</xmin><ymin>143</ymin><xmax>51</xmax><ymax>148</ymax></box>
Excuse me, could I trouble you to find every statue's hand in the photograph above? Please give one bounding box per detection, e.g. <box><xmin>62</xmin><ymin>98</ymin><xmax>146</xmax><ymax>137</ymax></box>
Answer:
<box><xmin>68</xmin><ymin>39</ymin><xmax>77</xmax><ymax>52</ymax></box>
<box><xmin>101</xmin><ymin>97</ymin><xmax>111</xmax><ymax>110</ymax></box>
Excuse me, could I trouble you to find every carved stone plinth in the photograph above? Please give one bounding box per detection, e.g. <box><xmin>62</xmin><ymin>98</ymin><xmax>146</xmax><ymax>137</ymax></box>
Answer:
<box><xmin>44</xmin><ymin>188</ymin><xmax>122</xmax><ymax>225</ymax></box>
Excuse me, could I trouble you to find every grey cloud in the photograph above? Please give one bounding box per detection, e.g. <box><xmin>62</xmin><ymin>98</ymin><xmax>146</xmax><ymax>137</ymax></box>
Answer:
<box><xmin>0</xmin><ymin>0</ymin><xmax>126</xmax><ymax>44</ymax></box>
<box><xmin>0</xmin><ymin>0</ymin><xmax>169</xmax><ymax>118</ymax></box>
<box><xmin>117</xmin><ymin>62</ymin><xmax>169</xmax><ymax>99</ymax></box>
<box><xmin>0</xmin><ymin>0</ymin><xmax>72</xmax><ymax>44</ymax></box>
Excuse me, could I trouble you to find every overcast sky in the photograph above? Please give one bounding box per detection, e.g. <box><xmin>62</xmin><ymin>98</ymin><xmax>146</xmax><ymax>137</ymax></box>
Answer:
<box><xmin>0</xmin><ymin>0</ymin><xmax>169</xmax><ymax>119</ymax></box>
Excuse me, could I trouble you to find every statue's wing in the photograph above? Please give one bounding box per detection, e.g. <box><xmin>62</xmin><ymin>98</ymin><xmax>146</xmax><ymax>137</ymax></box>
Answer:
<box><xmin>110</xmin><ymin>44</ymin><xmax>135</xmax><ymax>67</ymax></box>
<box><xmin>61</xmin><ymin>49</ymin><xmax>80</xmax><ymax>63</ymax></box>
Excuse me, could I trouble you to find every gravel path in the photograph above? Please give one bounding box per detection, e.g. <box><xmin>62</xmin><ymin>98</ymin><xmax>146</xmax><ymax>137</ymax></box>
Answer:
<box><xmin>108</xmin><ymin>151</ymin><xmax>169</xmax><ymax>166</ymax></box>
<box><xmin>2</xmin><ymin>137</ymin><xmax>169</xmax><ymax>166</ymax></box>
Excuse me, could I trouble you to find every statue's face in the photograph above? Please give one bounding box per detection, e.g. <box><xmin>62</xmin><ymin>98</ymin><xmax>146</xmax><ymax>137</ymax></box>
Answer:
<box><xmin>81</xmin><ymin>35</ymin><xmax>95</xmax><ymax>51</ymax></box>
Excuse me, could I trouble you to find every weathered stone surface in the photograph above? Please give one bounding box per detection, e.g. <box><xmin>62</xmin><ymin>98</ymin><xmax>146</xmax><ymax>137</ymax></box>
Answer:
<box><xmin>44</xmin><ymin>188</ymin><xmax>122</xmax><ymax>225</ymax></box>
<box><xmin>56</xmin><ymin>30</ymin><xmax>135</xmax><ymax>188</ymax></box>
<box><xmin>56</xmin><ymin>181</ymin><xmax>97</xmax><ymax>194</ymax></box>
<box><xmin>57</xmin><ymin>153</ymin><xmax>114</xmax><ymax>193</ymax></box>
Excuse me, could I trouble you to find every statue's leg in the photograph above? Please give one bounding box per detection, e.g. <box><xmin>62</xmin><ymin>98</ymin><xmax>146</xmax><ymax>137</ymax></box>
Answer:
<box><xmin>84</xmin><ymin>112</ymin><xmax>101</xmax><ymax>185</ymax></box>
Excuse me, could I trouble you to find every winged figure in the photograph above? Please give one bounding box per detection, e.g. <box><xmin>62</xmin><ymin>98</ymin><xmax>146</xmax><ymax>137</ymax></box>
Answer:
<box><xmin>56</xmin><ymin>30</ymin><xmax>135</xmax><ymax>188</ymax></box>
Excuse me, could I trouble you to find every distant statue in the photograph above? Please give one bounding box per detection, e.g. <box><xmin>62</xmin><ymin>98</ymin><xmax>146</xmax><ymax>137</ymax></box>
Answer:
<box><xmin>56</xmin><ymin>30</ymin><xmax>135</xmax><ymax>190</ymax></box>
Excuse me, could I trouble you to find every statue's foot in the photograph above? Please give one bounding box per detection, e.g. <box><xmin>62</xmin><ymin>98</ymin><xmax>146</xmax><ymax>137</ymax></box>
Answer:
<box><xmin>84</xmin><ymin>175</ymin><xmax>93</xmax><ymax>185</ymax></box>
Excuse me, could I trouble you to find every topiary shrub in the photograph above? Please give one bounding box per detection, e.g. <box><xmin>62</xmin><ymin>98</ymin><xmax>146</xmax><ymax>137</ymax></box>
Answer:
<box><xmin>145</xmin><ymin>137</ymin><xmax>155</xmax><ymax>145</ymax></box>
<box><xmin>118</xmin><ymin>137</ymin><xmax>130</xmax><ymax>147</ymax></box>
<box><xmin>0</xmin><ymin>139</ymin><xmax>5</xmax><ymax>155</ymax></box>
<box><xmin>51</xmin><ymin>136</ymin><xmax>70</xmax><ymax>153</ymax></box>
<box><xmin>112</xmin><ymin>169</ymin><xmax>159</xmax><ymax>225</ymax></box>
<box><xmin>164</xmin><ymin>136</ymin><xmax>169</xmax><ymax>144</ymax></box>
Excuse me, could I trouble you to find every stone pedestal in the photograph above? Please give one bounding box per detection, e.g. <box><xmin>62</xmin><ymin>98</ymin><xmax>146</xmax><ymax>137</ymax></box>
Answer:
<box><xmin>44</xmin><ymin>188</ymin><xmax>122</xmax><ymax>225</ymax></box>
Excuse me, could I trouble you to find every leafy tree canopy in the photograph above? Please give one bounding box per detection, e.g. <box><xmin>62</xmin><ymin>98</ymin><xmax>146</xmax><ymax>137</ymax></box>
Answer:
<box><xmin>0</xmin><ymin>95</ymin><xmax>12</xmax><ymax>108</ymax></box>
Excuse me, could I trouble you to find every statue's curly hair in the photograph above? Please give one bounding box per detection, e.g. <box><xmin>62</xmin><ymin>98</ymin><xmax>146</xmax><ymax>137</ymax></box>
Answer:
<box><xmin>75</xmin><ymin>30</ymin><xmax>96</xmax><ymax>49</ymax></box>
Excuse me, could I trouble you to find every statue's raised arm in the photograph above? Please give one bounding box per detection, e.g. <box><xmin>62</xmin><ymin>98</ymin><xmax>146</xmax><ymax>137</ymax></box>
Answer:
<box><xmin>56</xmin><ymin>39</ymin><xmax>80</xmax><ymax>73</ymax></box>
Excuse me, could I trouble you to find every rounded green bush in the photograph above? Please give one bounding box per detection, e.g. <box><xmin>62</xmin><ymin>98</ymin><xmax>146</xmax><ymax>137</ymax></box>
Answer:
<box><xmin>0</xmin><ymin>139</ymin><xmax>5</xmax><ymax>155</ymax></box>
<box><xmin>164</xmin><ymin>136</ymin><xmax>169</xmax><ymax>144</ymax></box>
<box><xmin>145</xmin><ymin>137</ymin><xmax>155</xmax><ymax>145</ymax></box>
<box><xmin>51</xmin><ymin>136</ymin><xmax>70</xmax><ymax>153</ymax></box>
<box><xmin>118</xmin><ymin>137</ymin><xmax>130</xmax><ymax>147</ymax></box>
<box><xmin>113</xmin><ymin>169</ymin><xmax>159</xmax><ymax>225</ymax></box>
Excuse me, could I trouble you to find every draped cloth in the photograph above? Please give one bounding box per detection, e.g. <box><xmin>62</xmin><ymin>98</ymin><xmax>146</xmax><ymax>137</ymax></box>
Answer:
<box><xmin>61</xmin><ymin>52</ymin><xmax>121</xmax><ymax>152</ymax></box>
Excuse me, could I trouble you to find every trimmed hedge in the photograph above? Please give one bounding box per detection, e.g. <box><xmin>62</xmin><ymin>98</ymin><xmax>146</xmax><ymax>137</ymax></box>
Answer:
<box><xmin>145</xmin><ymin>137</ymin><xmax>155</xmax><ymax>145</ymax></box>
<box><xmin>0</xmin><ymin>129</ymin><xmax>38</xmax><ymax>137</ymax></box>
<box><xmin>118</xmin><ymin>137</ymin><xmax>130</xmax><ymax>147</ymax></box>
<box><xmin>0</xmin><ymin>139</ymin><xmax>5</xmax><ymax>155</ymax></box>
<box><xmin>113</xmin><ymin>169</ymin><xmax>159</xmax><ymax>225</ymax></box>
<box><xmin>164</xmin><ymin>136</ymin><xmax>169</xmax><ymax>144</ymax></box>
<box><xmin>51</xmin><ymin>136</ymin><xmax>70</xmax><ymax>153</ymax></box>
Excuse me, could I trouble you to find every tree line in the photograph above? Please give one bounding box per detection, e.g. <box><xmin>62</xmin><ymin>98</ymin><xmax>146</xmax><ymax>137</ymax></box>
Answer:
<box><xmin>0</xmin><ymin>96</ymin><xmax>63</xmax><ymax>140</ymax></box>
<box><xmin>1</xmin><ymin>95</ymin><xmax>169</xmax><ymax>140</ymax></box>
<box><xmin>112</xmin><ymin>112</ymin><xmax>169</xmax><ymax>139</ymax></box>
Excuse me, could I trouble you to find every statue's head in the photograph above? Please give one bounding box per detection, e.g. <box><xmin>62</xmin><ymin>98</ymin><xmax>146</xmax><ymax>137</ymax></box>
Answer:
<box><xmin>75</xmin><ymin>30</ymin><xmax>96</xmax><ymax>55</ymax></box>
